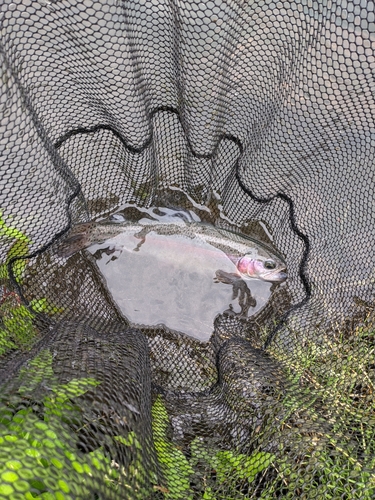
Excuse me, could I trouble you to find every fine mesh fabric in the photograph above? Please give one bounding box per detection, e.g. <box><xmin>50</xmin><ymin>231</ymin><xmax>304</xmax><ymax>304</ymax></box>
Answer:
<box><xmin>0</xmin><ymin>0</ymin><xmax>375</xmax><ymax>498</ymax></box>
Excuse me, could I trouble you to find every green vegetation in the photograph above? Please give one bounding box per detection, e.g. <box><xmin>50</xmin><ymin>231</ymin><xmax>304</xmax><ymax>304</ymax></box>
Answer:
<box><xmin>0</xmin><ymin>350</ymin><xmax>154</xmax><ymax>499</ymax></box>
<box><xmin>0</xmin><ymin>357</ymin><xmax>277</xmax><ymax>500</ymax></box>
<box><xmin>0</xmin><ymin>210</ymin><xmax>31</xmax><ymax>286</ymax></box>
<box><xmin>152</xmin><ymin>395</ymin><xmax>194</xmax><ymax>499</ymax></box>
<box><xmin>189</xmin><ymin>438</ymin><xmax>274</xmax><ymax>500</ymax></box>
<box><xmin>0</xmin><ymin>211</ymin><xmax>31</xmax><ymax>243</ymax></box>
<box><xmin>0</xmin><ymin>298</ymin><xmax>63</xmax><ymax>355</ymax></box>
<box><xmin>0</xmin><ymin>298</ymin><xmax>37</xmax><ymax>354</ymax></box>
<box><xmin>151</xmin><ymin>395</ymin><xmax>274</xmax><ymax>499</ymax></box>
<box><xmin>0</xmin><ymin>212</ymin><xmax>63</xmax><ymax>356</ymax></box>
<box><xmin>259</xmin><ymin>314</ymin><xmax>375</xmax><ymax>499</ymax></box>
<box><xmin>2</xmin><ymin>210</ymin><xmax>375</xmax><ymax>497</ymax></box>
<box><xmin>0</xmin><ymin>351</ymin><xmax>104</xmax><ymax>498</ymax></box>
<box><xmin>148</xmin><ymin>315</ymin><xmax>375</xmax><ymax>500</ymax></box>
<box><xmin>0</xmin><ymin>211</ymin><xmax>35</xmax><ymax>355</ymax></box>
<box><xmin>1</xmin><ymin>322</ymin><xmax>373</xmax><ymax>499</ymax></box>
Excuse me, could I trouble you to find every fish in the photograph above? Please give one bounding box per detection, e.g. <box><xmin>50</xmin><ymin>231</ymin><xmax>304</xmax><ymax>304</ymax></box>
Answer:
<box><xmin>56</xmin><ymin>215</ymin><xmax>287</xmax><ymax>283</ymax></box>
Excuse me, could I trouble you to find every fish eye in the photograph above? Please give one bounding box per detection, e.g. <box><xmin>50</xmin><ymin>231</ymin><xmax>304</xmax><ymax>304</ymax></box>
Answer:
<box><xmin>108</xmin><ymin>214</ymin><xmax>125</xmax><ymax>223</ymax></box>
<box><xmin>264</xmin><ymin>260</ymin><xmax>276</xmax><ymax>270</ymax></box>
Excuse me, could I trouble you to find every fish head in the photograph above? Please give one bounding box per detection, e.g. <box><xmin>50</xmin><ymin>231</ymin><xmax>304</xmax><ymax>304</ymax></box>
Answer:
<box><xmin>237</xmin><ymin>254</ymin><xmax>287</xmax><ymax>283</ymax></box>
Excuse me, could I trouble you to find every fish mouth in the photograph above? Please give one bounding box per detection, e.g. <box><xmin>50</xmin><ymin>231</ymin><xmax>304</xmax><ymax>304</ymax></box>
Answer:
<box><xmin>263</xmin><ymin>269</ymin><xmax>288</xmax><ymax>283</ymax></box>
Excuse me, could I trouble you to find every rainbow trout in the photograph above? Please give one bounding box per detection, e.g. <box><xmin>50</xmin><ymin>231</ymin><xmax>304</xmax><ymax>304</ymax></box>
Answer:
<box><xmin>56</xmin><ymin>216</ymin><xmax>287</xmax><ymax>283</ymax></box>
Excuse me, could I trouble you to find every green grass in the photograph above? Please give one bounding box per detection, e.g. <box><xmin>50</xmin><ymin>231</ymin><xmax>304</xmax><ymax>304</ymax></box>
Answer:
<box><xmin>259</xmin><ymin>313</ymin><xmax>375</xmax><ymax>498</ymax></box>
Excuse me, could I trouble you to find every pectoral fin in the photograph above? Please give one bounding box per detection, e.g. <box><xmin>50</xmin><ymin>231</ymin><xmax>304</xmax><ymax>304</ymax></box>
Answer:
<box><xmin>214</xmin><ymin>269</ymin><xmax>241</xmax><ymax>284</ymax></box>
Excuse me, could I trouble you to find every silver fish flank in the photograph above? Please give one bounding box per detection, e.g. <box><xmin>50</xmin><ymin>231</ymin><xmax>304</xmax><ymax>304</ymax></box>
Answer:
<box><xmin>56</xmin><ymin>217</ymin><xmax>287</xmax><ymax>283</ymax></box>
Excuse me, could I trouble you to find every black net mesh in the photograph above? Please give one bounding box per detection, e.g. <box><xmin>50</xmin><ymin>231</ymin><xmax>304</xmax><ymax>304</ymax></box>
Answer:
<box><xmin>1</xmin><ymin>0</ymin><xmax>375</xmax><ymax>498</ymax></box>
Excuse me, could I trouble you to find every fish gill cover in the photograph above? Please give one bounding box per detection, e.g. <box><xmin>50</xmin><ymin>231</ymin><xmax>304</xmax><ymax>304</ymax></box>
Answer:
<box><xmin>0</xmin><ymin>0</ymin><xmax>374</xmax><ymax>498</ymax></box>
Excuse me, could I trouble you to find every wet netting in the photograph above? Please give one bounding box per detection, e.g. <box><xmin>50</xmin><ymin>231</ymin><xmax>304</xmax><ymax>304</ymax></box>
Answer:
<box><xmin>0</xmin><ymin>0</ymin><xmax>375</xmax><ymax>498</ymax></box>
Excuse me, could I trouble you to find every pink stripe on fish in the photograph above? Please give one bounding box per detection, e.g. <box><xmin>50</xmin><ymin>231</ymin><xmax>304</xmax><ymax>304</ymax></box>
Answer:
<box><xmin>237</xmin><ymin>256</ymin><xmax>255</xmax><ymax>276</ymax></box>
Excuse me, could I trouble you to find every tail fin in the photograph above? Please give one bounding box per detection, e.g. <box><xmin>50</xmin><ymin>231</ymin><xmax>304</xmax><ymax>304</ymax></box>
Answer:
<box><xmin>55</xmin><ymin>233</ymin><xmax>88</xmax><ymax>258</ymax></box>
